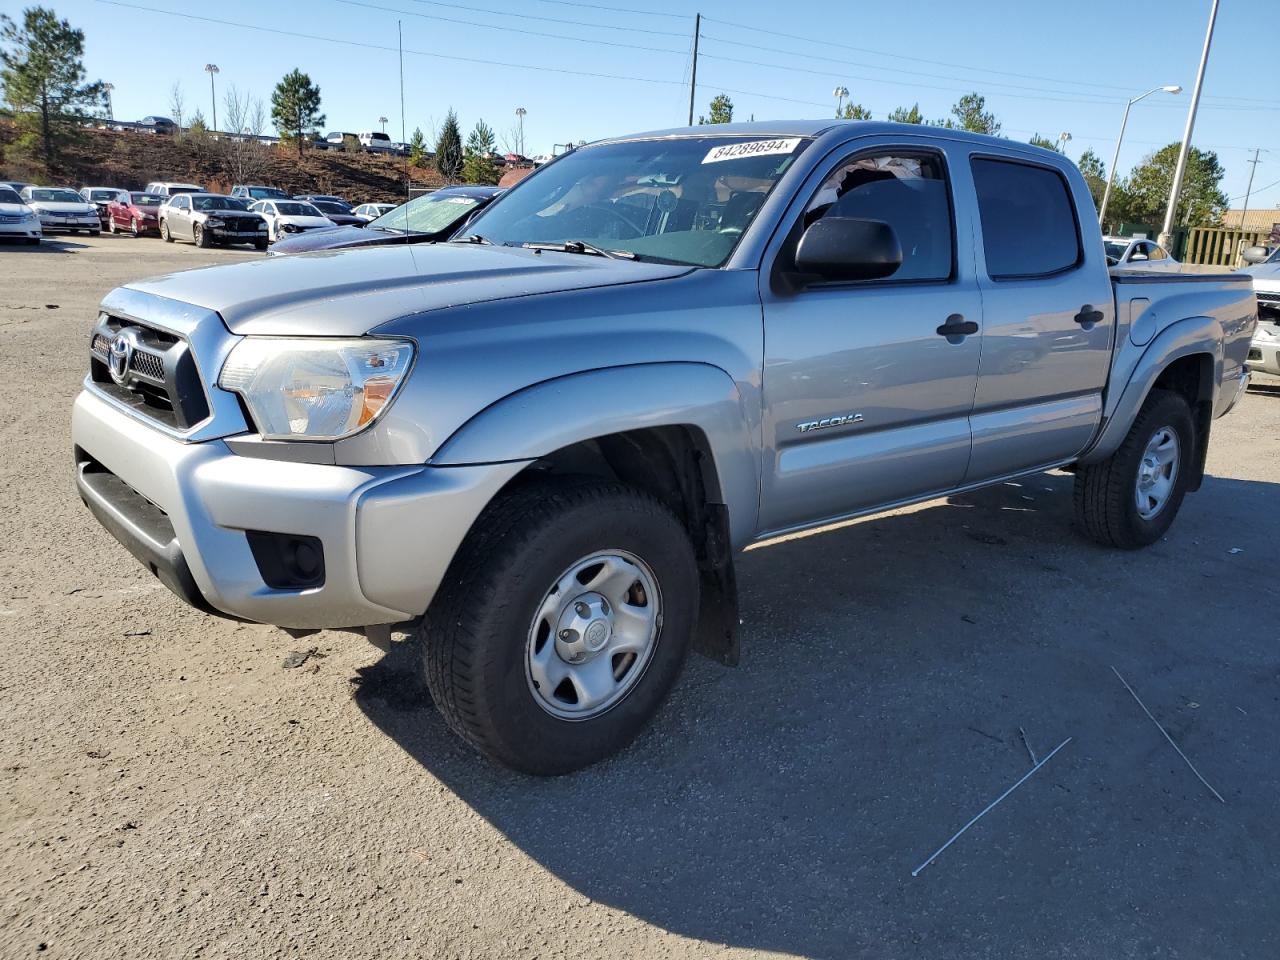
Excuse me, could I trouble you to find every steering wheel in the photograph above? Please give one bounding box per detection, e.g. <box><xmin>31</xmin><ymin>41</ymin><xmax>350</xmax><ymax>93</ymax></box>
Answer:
<box><xmin>573</xmin><ymin>201</ymin><xmax>646</xmax><ymax>239</ymax></box>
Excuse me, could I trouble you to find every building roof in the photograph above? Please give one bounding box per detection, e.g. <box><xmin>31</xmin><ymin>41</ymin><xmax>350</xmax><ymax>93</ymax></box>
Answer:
<box><xmin>1220</xmin><ymin>207</ymin><xmax>1280</xmax><ymax>231</ymax></box>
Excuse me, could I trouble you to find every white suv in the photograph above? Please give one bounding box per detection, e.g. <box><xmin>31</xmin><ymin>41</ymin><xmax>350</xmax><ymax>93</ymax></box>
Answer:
<box><xmin>358</xmin><ymin>131</ymin><xmax>397</xmax><ymax>154</ymax></box>
<box><xmin>144</xmin><ymin>181</ymin><xmax>204</xmax><ymax>197</ymax></box>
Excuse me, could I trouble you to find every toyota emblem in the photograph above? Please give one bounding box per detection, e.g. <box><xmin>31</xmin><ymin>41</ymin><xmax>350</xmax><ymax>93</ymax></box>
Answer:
<box><xmin>108</xmin><ymin>333</ymin><xmax>133</xmax><ymax>385</ymax></box>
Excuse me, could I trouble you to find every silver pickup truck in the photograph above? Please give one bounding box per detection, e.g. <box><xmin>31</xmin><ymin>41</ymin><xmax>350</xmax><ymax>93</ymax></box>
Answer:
<box><xmin>73</xmin><ymin>121</ymin><xmax>1257</xmax><ymax>774</ymax></box>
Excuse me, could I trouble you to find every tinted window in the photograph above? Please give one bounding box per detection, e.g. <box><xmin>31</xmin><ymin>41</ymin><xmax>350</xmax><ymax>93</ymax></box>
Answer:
<box><xmin>971</xmin><ymin>158</ymin><xmax>1081</xmax><ymax>278</ymax></box>
<box><xmin>803</xmin><ymin>152</ymin><xmax>954</xmax><ymax>282</ymax></box>
<box><xmin>0</xmin><ymin>187</ymin><xmax>21</xmax><ymax>204</ymax></box>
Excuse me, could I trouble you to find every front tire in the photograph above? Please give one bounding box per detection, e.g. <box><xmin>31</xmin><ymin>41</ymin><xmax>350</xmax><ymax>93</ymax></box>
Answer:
<box><xmin>160</xmin><ymin>219</ymin><xmax>173</xmax><ymax>242</ymax></box>
<box><xmin>419</xmin><ymin>480</ymin><xmax>700</xmax><ymax>775</ymax></box>
<box><xmin>1074</xmin><ymin>388</ymin><xmax>1194</xmax><ymax>549</ymax></box>
<box><xmin>194</xmin><ymin>224</ymin><xmax>210</xmax><ymax>248</ymax></box>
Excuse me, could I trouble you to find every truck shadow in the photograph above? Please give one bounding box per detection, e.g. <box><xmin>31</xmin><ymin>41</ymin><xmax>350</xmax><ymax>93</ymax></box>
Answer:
<box><xmin>352</xmin><ymin>469</ymin><xmax>1278</xmax><ymax>958</ymax></box>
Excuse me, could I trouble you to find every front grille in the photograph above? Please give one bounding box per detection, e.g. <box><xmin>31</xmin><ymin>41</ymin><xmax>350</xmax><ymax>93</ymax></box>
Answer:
<box><xmin>0</xmin><ymin>213</ymin><xmax>29</xmax><ymax>224</ymax></box>
<box><xmin>1256</xmin><ymin>291</ymin><xmax>1280</xmax><ymax>305</ymax></box>
<box><xmin>88</xmin><ymin>315</ymin><xmax>210</xmax><ymax>430</ymax></box>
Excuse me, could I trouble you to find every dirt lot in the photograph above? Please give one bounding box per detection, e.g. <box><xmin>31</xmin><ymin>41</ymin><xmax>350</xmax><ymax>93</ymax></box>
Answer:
<box><xmin>2</xmin><ymin>234</ymin><xmax>1279</xmax><ymax>959</ymax></box>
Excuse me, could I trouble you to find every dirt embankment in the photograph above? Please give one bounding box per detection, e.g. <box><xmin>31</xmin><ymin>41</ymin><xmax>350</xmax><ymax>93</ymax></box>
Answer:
<box><xmin>0</xmin><ymin>120</ymin><xmax>444</xmax><ymax>203</ymax></box>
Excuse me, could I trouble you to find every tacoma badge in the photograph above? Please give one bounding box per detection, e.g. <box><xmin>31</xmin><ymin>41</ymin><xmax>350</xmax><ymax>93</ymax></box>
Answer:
<box><xmin>796</xmin><ymin>413</ymin><xmax>863</xmax><ymax>433</ymax></box>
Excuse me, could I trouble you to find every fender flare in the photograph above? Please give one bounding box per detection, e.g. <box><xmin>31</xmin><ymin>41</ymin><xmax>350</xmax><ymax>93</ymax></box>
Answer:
<box><xmin>431</xmin><ymin>362</ymin><xmax>760</xmax><ymax>548</ymax></box>
<box><xmin>1078</xmin><ymin>315</ymin><xmax>1221</xmax><ymax>466</ymax></box>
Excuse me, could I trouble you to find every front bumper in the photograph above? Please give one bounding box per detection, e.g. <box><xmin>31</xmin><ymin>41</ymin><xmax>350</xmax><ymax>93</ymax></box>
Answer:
<box><xmin>1246</xmin><ymin>329</ymin><xmax>1280</xmax><ymax>377</ymax></box>
<box><xmin>72</xmin><ymin>389</ymin><xmax>527</xmax><ymax>629</ymax></box>
<box><xmin>39</xmin><ymin>214</ymin><xmax>99</xmax><ymax>232</ymax></box>
<box><xmin>0</xmin><ymin>218</ymin><xmax>41</xmax><ymax>239</ymax></box>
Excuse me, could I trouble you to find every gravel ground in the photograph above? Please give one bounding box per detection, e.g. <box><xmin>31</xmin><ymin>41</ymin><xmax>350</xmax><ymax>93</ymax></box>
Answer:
<box><xmin>2</xmin><ymin>234</ymin><xmax>1279</xmax><ymax>959</ymax></box>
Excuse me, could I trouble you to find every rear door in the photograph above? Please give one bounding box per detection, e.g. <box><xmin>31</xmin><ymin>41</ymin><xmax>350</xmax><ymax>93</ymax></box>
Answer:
<box><xmin>758</xmin><ymin>140</ymin><xmax>983</xmax><ymax>534</ymax></box>
<box><xmin>963</xmin><ymin>155</ymin><xmax>1113</xmax><ymax>482</ymax></box>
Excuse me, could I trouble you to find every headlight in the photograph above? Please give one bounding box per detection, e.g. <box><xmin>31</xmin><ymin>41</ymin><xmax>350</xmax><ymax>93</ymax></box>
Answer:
<box><xmin>206</xmin><ymin>217</ymin><xmax>225</xmax><ymax>228</ymax></box>
<box><xmin>218</xmin><ymin>337</ymin><xmax>415</xmax><ymax>441</ymax></box>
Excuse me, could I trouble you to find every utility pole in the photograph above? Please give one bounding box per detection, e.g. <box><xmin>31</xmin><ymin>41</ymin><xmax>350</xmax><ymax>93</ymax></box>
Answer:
<box><xmin>204</xmin><ymin>64</ymin><xmax>219</xmax><ymax>133</ymax></box>
<box><xmin>103</xmin><ymin>82</ymin><xmax>114</xmax><ymax>120</ymax></box>
<box><xmin>686</xmin><ymin>13</ymin><xmax>700</xmax><ymax>127</ymax></box>
<box><xmin>1159</xmin><ymin>0</ymin><xmax>1219</xmax><ymax>249</ymax></box>
<box><xmin>1238</xmin><ymin>148</ymin><xmax>1262</xmax><ymax>233</ymax></box>
<box><xmin>515</xmin><ymin>107</ymin><xmax>527</xmax><ymax>156</ymax></box>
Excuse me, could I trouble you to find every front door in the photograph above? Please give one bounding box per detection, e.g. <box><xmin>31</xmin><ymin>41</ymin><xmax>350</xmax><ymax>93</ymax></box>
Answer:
<box><xmin>963</xmin><ymin>155</ymin><xmax>1113</xmax><ymax>482</ymax></box>
<box><xmin>758</xmin><ymin>144</ymin><xmax>983</xmax><ymax>535</ymax></box>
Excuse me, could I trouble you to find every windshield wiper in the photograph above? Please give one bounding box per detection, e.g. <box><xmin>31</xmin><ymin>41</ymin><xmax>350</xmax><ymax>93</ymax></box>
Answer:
<box><xmin>449</xmin><ymin>233</ymin><xmax>492</xmax><ymax>245</ymax></box>
<box><xmin>522</xmin><ymin>240</ymin><xmax>637</xmax><ymax>260</ymax></box>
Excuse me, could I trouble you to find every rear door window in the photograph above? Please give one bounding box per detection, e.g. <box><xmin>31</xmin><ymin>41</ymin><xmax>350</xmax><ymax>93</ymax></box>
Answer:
<box><xmin>970</xmin><ymin>158</ymin><xmax>1081</xmax><ymax>279</ymax></box>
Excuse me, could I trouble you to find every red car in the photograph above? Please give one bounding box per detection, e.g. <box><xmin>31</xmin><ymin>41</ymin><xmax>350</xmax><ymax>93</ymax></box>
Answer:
<box><xmin>107</xmin><ymin>191</ymin><xmax>165</xmax><ymax>236</ymax></box>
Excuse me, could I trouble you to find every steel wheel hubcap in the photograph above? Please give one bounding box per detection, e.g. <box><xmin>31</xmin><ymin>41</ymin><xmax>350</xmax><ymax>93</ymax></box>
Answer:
<box><xmin>525</xmin><ymin>550</ymin><xmax>661</xmax><ymax>721</ymax></box>
<box><xmin>1136</xmin><ymin>426</ymin><xmax>1179</xmax><ymax>520</ymax></box>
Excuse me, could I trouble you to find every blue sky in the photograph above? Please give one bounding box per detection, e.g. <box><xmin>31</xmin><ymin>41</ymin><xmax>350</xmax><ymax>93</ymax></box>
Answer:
<box><xmin>47</xmin><ymin>0</ymin><xmax>1279</xmax><ymax>211</ymax></box>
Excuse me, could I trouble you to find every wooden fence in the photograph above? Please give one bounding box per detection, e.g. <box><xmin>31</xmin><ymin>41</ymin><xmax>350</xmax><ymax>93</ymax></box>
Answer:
<box><xmin>1183</xmin><ymin>227</ymin><xmax>1270</xmax><ymax>267</ymax></box>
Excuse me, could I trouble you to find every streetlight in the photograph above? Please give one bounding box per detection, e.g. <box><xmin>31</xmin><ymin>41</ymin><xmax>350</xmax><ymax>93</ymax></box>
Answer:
<box><xmin>1098</xmin><ymin>84</ymin><xmax>1181</xmax><ymax>229</ymax></box>
<box><xmin>833</xmin><ymin>85</ymin><xmax>849</xmax><ymax>117</ymax></box>
<box><xmin>103</xmin><ymin>82</ymin><xmax>114</xmax><ymax>120</ymax></box>
<box><xmin>515</xmin><ymin>106</ymin><xmax>527</xmax><ymax>157</ymax></box>
<box><xmin>1057</xmin><ymin>131</ymin><xmax>1072</xmax><ymax>153</ymax></box>
<box><xmin>379</xmin><ymin>116</ymin><xmax>388</xmax><ymax>134</ymax></box>
<box><xmin>1159</xmin><ymin>0</ymin><xmax>1219</xmax><ymax>249</ymax></box>
<box><xmin>203</xmin><ymin>64</ymin><xmax>219</xmax><ymax>133</ymax></box>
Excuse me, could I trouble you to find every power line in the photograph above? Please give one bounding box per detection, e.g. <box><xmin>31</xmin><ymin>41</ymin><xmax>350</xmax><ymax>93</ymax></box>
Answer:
<box><xmin>333</xmin><ymin>0</ymin><xmax>686</xmax><ymax>55</ymax></box>
<box><xmin>701</xmin><ymin>16</ymin><xmax>1279</xmax><ymax>110</ymax></box>
<box><xmin>95</xmin><ymin>0</ymin><xmax>684</xmax><ymax>85</ymax></box>
<box><xmin>522</xmin><ymin>0</ymin><xmax>689</xmax><ymax>18</ymax></box>
<box><xmin>398</xmin><ymin>0</ymin><xmax>688</xmax><ymax>37</ymax></box>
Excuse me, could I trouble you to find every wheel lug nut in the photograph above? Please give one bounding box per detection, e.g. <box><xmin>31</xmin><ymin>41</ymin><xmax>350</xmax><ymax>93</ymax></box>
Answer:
<box><xmin>575</xmin><ymin>602</ymin><xmax>589</xmax><ymax>617</ymax></box>
<box><xmin>559</xmin><ymin>629</ymin><xmax>571</xmax><ymax>640</ymax></box>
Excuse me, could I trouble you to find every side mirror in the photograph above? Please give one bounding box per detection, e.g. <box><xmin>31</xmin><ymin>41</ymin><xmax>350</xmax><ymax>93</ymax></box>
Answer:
<box><xmin>1242</xmin><ymin>245</ymin><xmax>1272</xmax><ymax>265</ymax></box>
<box><xmin>1129</xmin><ymin>253</ymin><xmax>1148</xmax><ymax>262</ymax></box>
<box><xmin>794</xmin><ymin>217</ymin><xmax>902</xmax><ymax>283</ymax></box>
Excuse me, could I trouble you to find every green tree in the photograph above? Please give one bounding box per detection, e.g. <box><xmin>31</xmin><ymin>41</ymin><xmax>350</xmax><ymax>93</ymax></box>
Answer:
<box><xmin>1118</xmin><ymin>143</ymin><xmax>1228</xmax><ymax>228</ymax></box>
<box><xmin>187</xmin><ymin>108</ymin><xmax>207</xmax><ymax>138</ymax></box>
<box><xmin>1077</xmin><ymin>148</ymin><xmax>1107</xmax><ymax>213</ymax></box>
<box><xmin>435</xmin><ymin>109</ymin><xmax>463</xmax><ymax>182</ymax></box>
<box><xmin>1029</xmin><ymin>133</ymin><xmax>1061</xmax><ymax>152</ymax></box>
<box><xmin>841</xmin><ymin>102</ymin><xmax>872</xmax><ymax>120</ymax></box>
<box><xmin>462</xmin><ymin>119</ymin><xmax>500</xmax><ymax>185</ymax></box>
<box><xmin>888</xmin><ymin>103</ymin><xmax>924</xmax><ymax>124</ymax></box>
<box><xmin>270</xmin><ymin>68</ymin><xmax>324</xmax><ymax>158</ymax></box>
<box><xmin>408</xmin><ymin>125</ymin><xmax>426</xmax><ymax>167</ymax></box>
<box><xmin>948</xmin><ymin>92</ymin><xmax>1000</xmax><ymax>135</ymax></box>
<box><xmin>0</xmin><ymin>7</ymin><xmax>104</xmax><ymax>170</ymax></box>
<box><xmin>698</xmin><ymin>93</ymin><xmax>733</xmax><ymax>124</ymax></box>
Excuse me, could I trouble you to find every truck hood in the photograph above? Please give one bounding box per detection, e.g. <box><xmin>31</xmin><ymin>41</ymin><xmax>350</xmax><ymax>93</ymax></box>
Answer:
<box><xmin>124</xmin><ymin>242</ymin><xmax>694</xmax><ymax>335</ymax></box>
<box><xmin>1242</xmin><ymin>261</ymin><xmax>1280</xmax><ymax>291</ymax></box>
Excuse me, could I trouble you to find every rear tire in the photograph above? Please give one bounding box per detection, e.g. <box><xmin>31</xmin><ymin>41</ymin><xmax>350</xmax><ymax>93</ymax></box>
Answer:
<box><xmin>419</xmin><ymin>480</ymin><xmax>700</xmax><ymax>775</ymax></box>
<box><xmin>1073</xmin><ymin>388</ymin><xmax>1194</xmax><ymax>549</ymax></box>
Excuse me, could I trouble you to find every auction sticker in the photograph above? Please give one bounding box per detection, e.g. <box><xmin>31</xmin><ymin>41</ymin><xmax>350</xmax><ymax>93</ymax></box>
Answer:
<box><xmin>702</xmin><ymin>138</ymin><xmax>801</xmax><ymax>164</ymax></box>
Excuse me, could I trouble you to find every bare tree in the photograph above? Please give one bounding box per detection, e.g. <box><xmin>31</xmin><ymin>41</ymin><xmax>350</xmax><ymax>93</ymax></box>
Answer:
<box><xmin>219</xmin><ymin>84</ymin><xmax>269</xmax><ymax>183</ymax></box>
<box><xmin>169</xmin><ymin>81</ymin><xmax>185</xmax><ymax>137</ymax></box>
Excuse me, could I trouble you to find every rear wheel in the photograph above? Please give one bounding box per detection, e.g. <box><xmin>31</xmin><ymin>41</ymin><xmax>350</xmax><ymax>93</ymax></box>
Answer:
<box><xmin>1074</xmin><ymin>388</ymin><xmax>1194</xmax><ymax>549</ymax></box>
<box><xmin>419</xmin><ymin>480</ymin><xmax>699</xmax><ymax>775</ymax></box>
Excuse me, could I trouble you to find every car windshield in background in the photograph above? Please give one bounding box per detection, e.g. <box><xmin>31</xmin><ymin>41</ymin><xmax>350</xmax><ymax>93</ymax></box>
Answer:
<box><xmin>192</xmin><ymin>196</ymin><xmax>242</xmax><ymax>212</ymax></box>
<box><xmin>370</xmin><ymin>194</ymin><xmax>481</xmax><ymax>234</ymax></box>
<box><xmin>131</xmin><ymin>193</ymin><xmax>162</xmax><ymax>206</ymax></box>
<box><xmin>89</xmin><ymin>190</ymin><xmax>117</xmax><ymax>201</ymax></box>
<box><xmin>311</xmin><ymin>201</ymin><xmax>348</xmax><ymax>215</ymax></box>
<box><xmin>276</xmin><ymin>202</ymin><xmax>320</xmax><ymax>216</ymax></box>
<box><xmin>0</xmin><ymin>188</ymin><xmax>22</xmax><ymax>204</ymax></box>
<box><xmin>465</xmin><ymin>136</ymin><xmax>810</xmax><ymax>266</ymax></box>
<box><xmin>30</xmin><ymin>189</ymin><xmax>84</xmax><ymax>203</ymax></box>
<box><xmin>1104</xmin><ymin>241</ymin><xmax>1129</xmax><ymax>260</ymax></box>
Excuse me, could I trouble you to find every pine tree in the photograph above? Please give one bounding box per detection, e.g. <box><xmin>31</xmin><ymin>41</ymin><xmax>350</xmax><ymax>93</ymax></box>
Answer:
<box><xmin>462</xmin><ymin>119</ymin><xmax>500</xmax><ymax>185</ymax></box>
<box><xmin>435</xmin><ymin>109</ymin><xmax>463</xmax><ymax>182</ymax></box>
<box><xmin>408</xmin><ymin>126</ymin><xmax>426</xmax><ymax>167</ymax></box>
<box><xmin>270</xmin><ymin>69</ymin><xmax>324</xmax><ymax>158</ymax></box>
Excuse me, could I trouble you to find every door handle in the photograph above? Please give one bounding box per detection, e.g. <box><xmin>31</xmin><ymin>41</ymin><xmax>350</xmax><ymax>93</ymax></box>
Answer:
<box><xmin>936</xmin><ymin>314</ymin><xmax>979</xmax><ymax>342</ymax></box>
<box><xmin>1074</xmin><ymin>304</ymin><xmax>1104</xmax><ymax>329</ymax></box>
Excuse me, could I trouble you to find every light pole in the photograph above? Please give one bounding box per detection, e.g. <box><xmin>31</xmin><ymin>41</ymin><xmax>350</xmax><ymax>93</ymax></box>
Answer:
<box><xmin>1159</xmin><ymin>0</ymin><xmax>1219</xmax><ymax>249</ymax></box>
<box><xmin>833</xmin><ymin>85</ymin><xmax>849</xmax><ymax>118</ymax></box>
<box><xmin>379</xmin><ymin>116</ymin><xmax>388</xmax><ymax>134</ymax></box>
<box><xmin>1098</xmin><ymin>84</ymin><xmax>1181</xmax><ymax>229</ymax></box>
<box><xmin>515</xmin><ymin>107</ymin><xmax>527</xmax><ymax>157</ymax></box>
<box><xmin>103</xmin><ymin>82</ymin><xmax>114</xmax><ymax>120</ymax></box>
<box><xmin>203</xmin><ymin>64</ymin><xmax>219</xmax><ymax>133</ymax></box>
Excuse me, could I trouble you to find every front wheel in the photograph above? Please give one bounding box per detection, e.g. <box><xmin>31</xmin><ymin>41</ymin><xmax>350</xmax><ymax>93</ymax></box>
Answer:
<box><xmin>1073</xmin><ymin>388</ymin><xmax>1194</xmax><ymax>549</ymax></box>
<box><xmin>255</xmin><ymin>239</ymin><xmax>268</xmax><ymax>251</ymax></box>
<box><xmin>194</xmin><ymin>224</ymin><xmax>210</xmax><ymax>248</ymax></box>
<box><xmin>419</xmin><ymin>480</ymin><xmax>699</xmax><ymax>775</ymax></box>
<box><xmin>160</xmin><ymin>219</ymin><xmax>173</xmax><ymax>242</ymax></box>
<box><xmin>130</xmin><ymin>218</ymin><xmax>140</xmax><ymax>238</ymax></box>
<box><xmin>108</xmin><ymin>216</ymin><xmax>117</xmax><ymax>234</ymax></box>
